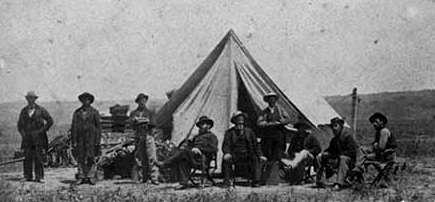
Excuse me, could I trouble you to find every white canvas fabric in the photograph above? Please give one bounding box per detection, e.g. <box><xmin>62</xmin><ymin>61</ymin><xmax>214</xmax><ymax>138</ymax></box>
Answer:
<box><xmin>154</xmin><ymin>30</ymin><xmax>344</xmax><ymax>171</ymax></box>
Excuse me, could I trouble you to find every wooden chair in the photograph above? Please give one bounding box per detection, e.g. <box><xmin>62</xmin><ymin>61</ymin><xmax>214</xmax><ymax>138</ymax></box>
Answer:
<box><xmin>189</xmin><ymin>152</ymin><xmax>217</xmax><ymax>188</ymax></box>
<box><xmin>231</xmin><ymin>159</ymin><xmax>256</xmax><ymax>187</ymax></box>
<box><xmin>302</xmin><ymin>162</ymin><xmax>316</xmax><ymax>184</ymax></box>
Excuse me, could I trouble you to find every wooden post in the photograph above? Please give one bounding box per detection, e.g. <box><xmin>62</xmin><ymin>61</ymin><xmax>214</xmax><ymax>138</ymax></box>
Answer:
<box><xmin>351</xmin><ymin>88</ymin><xmax>359</xmax><ymax>135</ymax></box>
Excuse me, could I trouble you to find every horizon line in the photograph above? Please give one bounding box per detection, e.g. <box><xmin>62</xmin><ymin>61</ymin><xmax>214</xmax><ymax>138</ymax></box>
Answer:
<box><xmin>1</xmin><ymin>88</ymin><xmax>435</xmax><ymax>105</ymax></box>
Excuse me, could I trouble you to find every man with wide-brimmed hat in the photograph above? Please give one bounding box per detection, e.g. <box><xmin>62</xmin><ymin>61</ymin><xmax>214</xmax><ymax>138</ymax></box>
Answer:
<box><xmin>257</xmin><ymin>92</ymin><xmax>290</xmax><ymax>161</ymax></box>
<box><xmin>257</xmin><ymin>92</ymin><xmax>291</xmax><ymax>184</ymax></box>
<box><xmin>280</xmin><ymin>122</ymin><xmax>321</xmax><ymax>185</ymax></box>
<box><xmin>222</xmin><ymin>111</ymin><xmax>267</xmax><ymax>187</ymax></box>
<box><xmin>129</xmin><ymin>93</ymin><xmax>160</xmax><ymax>185</ymax></box>
<box><xmin>130</xmin><ymin>117</ymin><xmax>153</xmax><ymax>184</ymax></box>
<box><xmin>71</xmin><ymin>92</ymin><xmax>101</xmax><ymax>185</ymax></box>
<box><xmin>17</xmin><ymin>91</ymin><xmax>53</xmax><ymax>183</ymax></box>
<box><xmin>363</xmin><ymin>112</ymin><xmax>396</xmax><ymax>162</ymax></box>
<box><xmin>315</xmin><ymin>117</ymin><xmax>358</xmax><ymax>190</ymax></box>
<box><xmin>157</xmin><ymin>116</ymin><xmax>218</xmax><ymax>190</ymax></box>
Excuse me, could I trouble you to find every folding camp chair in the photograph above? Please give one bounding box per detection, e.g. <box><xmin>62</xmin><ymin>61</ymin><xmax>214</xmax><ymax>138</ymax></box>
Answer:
<box><xmin>189</xmin><ymin>152</ymin><xmax>217</xmax><ymax>188</ymax></box>
<box><xmin>357</xmin><ymin>149</ymin><xmax>403</xmax><ymax>187</ymax></box>
<box><xmin>362</xmin><ymin>160</ymin><xmax>396</xmax><ymax>186</ymax></box>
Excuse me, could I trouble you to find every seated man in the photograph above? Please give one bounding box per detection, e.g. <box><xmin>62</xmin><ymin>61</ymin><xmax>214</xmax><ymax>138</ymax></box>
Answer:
<box><xmin>222</xmin><ymin>111</ymin><xmax>267</xmax><ymax>187</ymax></box>
<box><xmin>316</xmin><ymin>117</ymin><xmax>358</xmax><ymax>190</ymax></box>
<box><xmin>362</xmin><ymin>112</ymin><xmax>397</xmax><ymax>162</ymax></box>
<box><xmin>351</xmin><ymin>113</ymin><xmax>397</xmax><ymax>187</ymax></box>
<box><xmin>280</xmin><ymin>122</ymin><xmax>321</xmax><ymax>185</ymax></box>
<box><xmin>157</xmin><ymin>116</ymin><xmax>218</xmax><ymax>190</ymax></box>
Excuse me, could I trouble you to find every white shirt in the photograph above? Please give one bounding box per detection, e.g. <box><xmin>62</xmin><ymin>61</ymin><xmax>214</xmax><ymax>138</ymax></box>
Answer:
<box><xmin>267</xmin><ymin>106</ymin><xmax>276</xmax><ymax>114</ymax></box>
<box><xmin>28</xmin><ymin>108</ymin><xmax>35</xmax><ymax>117</ymax></box>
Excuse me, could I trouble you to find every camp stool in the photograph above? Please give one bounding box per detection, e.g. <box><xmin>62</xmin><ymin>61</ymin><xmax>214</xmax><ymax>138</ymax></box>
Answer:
<box><xmin>361</xmin><ymin>159</ymin><xmax>396</xmax><ymax>187</ymax></box>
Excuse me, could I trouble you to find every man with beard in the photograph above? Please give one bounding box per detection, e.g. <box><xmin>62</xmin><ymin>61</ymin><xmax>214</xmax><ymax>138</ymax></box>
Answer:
<box><xmin>222</xmin><ymin>111</ymin><xmax>267</xmax><ymax>187</ymax></box>
<box><xmin>17</xmin><ymin>91</ymin><xmax>53</xmax><ymax>183</ymax></box>
<box><xmin>316</xmin><ymin>117</ymin><xmax>358</xmax><ymax>190</ymax></box>
<box><xmin>157</xmin><ymin>116</ymin><xmax>218</xmax><ymax>190</ymax></box>
<box><xmin>71</xmin><ymin>92</ymin><xmax>102</xmax><ymax>185</ymax></box>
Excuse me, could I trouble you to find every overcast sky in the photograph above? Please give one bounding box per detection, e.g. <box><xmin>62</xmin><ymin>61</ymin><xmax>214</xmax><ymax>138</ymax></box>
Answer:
<box><xmin>0</xmin><ymin>0</ymin><xmax>434</xmax><ymax>103</ymax></box>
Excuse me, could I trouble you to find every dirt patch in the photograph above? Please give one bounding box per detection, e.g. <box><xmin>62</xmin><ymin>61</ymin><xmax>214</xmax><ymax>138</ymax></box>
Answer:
<box><xmin>1</xmin><ymin>158</ymin><xmax>434</xmax><ymax>201</ymax></box>
<box><xmin>0</xmin><ymin>167</ymin><xmax>326</xmax><ymax>194</ymax></box>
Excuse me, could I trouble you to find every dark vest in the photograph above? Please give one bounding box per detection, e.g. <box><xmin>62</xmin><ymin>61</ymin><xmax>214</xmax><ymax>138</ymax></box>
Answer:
<box><xmin>264</xmin><ymin>107</ymin><xmax>282</xmax><ymax>122</ymax></box>
<box><xmin>262</xmin><ymin>107</ymin><xmax>286</xmax><ymax>138</ymax></box>
<box><xmin>232</xmin><ymin>130</ymin><xmax>250</xmax><ymax>154</ymax></box>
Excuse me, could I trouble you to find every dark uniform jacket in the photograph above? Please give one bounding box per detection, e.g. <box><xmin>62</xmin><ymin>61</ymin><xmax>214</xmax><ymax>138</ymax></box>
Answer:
<box><xmin>325</xmin><ymin>127</ymin><xmax>358</xmax><ymax>161</ymax></box>
<box><xmin>71</xmin><ymin>106</ymin><xmax>102</xmax><ymax>160</ymax></box>
<box><xmin>176</xmin><ymin>131</ymin><xmax>218</xmax><ymax>167</ymax></box>
<box><xmin>188</xmin><ymin>131</ymin><xmax>218</xmax><ymax>154</ymax></box>
<box><xmin>222</xmin><ymin>127</ymin><xmax>263</xmax><ymax>158</ymax></box>
<box><xmin>288</xmin><ymin>132</ymin><xmax>321</xmax><ymax>157</ymax></box>
<box><xmin>17</xmin><ymin>104</ymin><xmax>53</xmax><ymax>150</ymax></box>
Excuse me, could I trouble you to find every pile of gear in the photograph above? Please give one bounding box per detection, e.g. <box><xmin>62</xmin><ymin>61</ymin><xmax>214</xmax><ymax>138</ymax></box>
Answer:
<box><xmin>30</xmin><ymin>103</ymin><xmax>179</xmax><ymax>182</ymax></box>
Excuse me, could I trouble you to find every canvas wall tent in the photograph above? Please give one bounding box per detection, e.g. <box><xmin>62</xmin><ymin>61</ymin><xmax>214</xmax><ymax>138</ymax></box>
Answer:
<box><xmin>154</xmin><ymin>29</ymin><xmax>343</xmax><ymax>171</ymax></box>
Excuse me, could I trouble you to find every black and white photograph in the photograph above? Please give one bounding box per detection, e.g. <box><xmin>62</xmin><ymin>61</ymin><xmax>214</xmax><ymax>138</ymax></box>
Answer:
<box><xmin>0</xmin><ymin>0</ymin><xmax>434</xmax><ymax>201</ymax></box>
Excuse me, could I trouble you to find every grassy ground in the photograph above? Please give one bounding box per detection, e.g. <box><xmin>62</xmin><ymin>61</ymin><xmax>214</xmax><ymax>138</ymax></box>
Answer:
<box><xmin>0</xmin><ymin>157</ymin><xmax>434</xmax><ymax>202</ymax></box>
<box><xmin>1</xmin><ymin>124</ymin><xmax>434</xmax><ymax>201</ymax></box>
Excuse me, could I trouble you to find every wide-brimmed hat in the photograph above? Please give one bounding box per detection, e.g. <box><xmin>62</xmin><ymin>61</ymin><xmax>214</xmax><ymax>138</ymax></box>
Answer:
<box><xmin>195</xmin><ymin>116</ymin><xmax>214</xmax><ymax>128</ymax></box>
<box><xmin>78</xmin><ymin>92</ymin><xmax>95</xmax><ymax>104</ymax></box>
<box><xmin>294</xmin><ymin>122</ymin><xmax>312</xmax><ymax>131</ymax></box>
<box><xmin>329</xmin><ymin>117</ymin><xmax>345</xmax><ymax>126</ymax></box>
<box><xmin>135</xmin><ymin>93</ymin><xmax>149</xmax><ymax>103</ymax></box>
<box><xmin>369</xmin><ymin>112</ymin><xmax>388</xmax><ymax>124</ymax></box>
<box><xmin>263</xmin><ymin>92</ymin><xmax>279</xmax><ymax>102</ymax></box>
<box><xmin>230</xmin><ymin>111</ymin><xmax>248</xmax><ymax>124</ymax></box>
<box><xmin>25</xmin><ymin>91</ymin><xmax>38</xmax><ymax>99</ymax></box>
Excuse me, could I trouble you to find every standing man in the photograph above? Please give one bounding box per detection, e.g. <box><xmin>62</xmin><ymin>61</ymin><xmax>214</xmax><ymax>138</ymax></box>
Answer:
<box><xmin>129</xmin><ymin>93</ymin><xmax>159</xmax><ymax>185</ymax></box>
<box><xmin>157</xmin><ymin>116</ymin><xmax>218</xmax><ymax>190</ymax></box>
<box><xmin>257</xmin><ymin>92</ymin><xmax>290</xmax><ymax>184</ymax></box>
<box><xmin>131</xmin><ymin>117</ymin><xmax>152</xmax><ymax>184</ymax></box>
<box><xmin>17</xmin><ymin>91</ymin><xmax>53</xmax><ymax>182</ymax></box>
<box><xmin>71</xmin><ymin>92</ymin><xmax>101</xmax><ymax>185</ymax></box>
<box><xmin>257</xmin><ymin>92</ymin><xmax>290</xmax><ymax>162</ymax></box>
<box><xmin>222</xmin><ymin>111</ymin><xmax>267</xmax><ymax>187</ymax></box>
<box><xmin>316</xmin><ymin>117</ymin><xmax>358</xmax><ymax>190</ymax></box>
<box><xmin>363</xmin><ymin>112</ymin><xmax>397</xmax><ymax>162</ymax></box>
